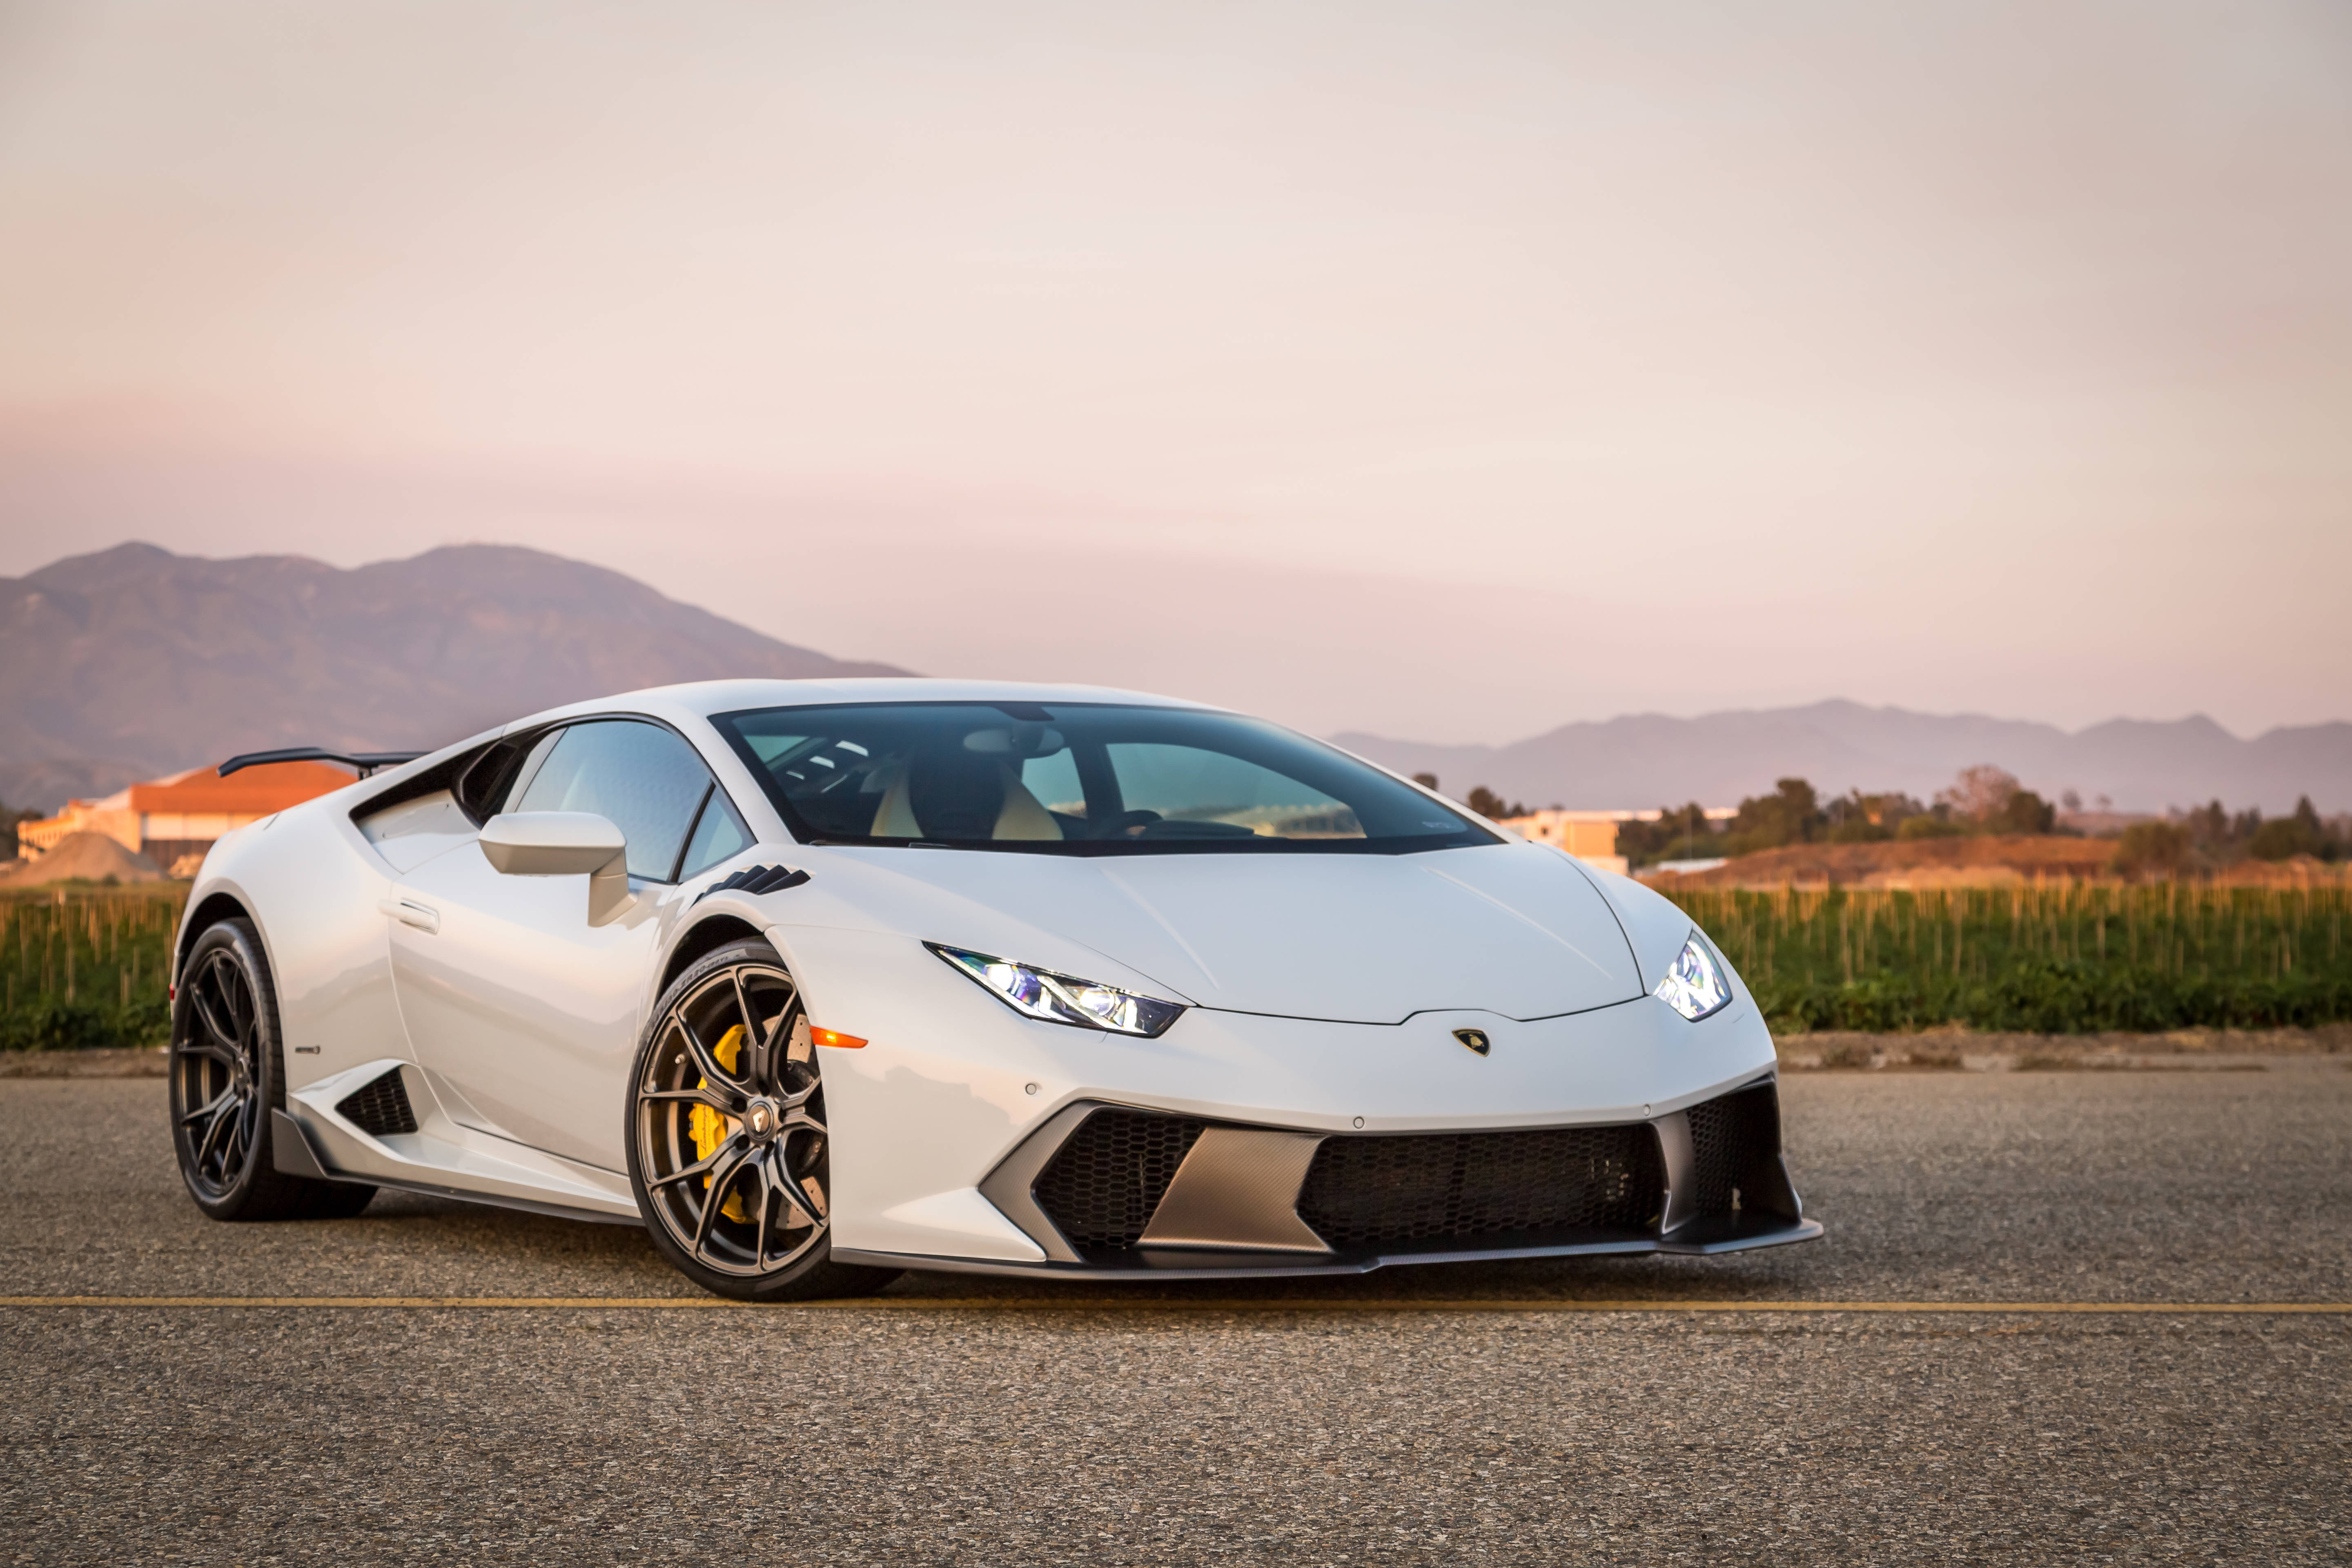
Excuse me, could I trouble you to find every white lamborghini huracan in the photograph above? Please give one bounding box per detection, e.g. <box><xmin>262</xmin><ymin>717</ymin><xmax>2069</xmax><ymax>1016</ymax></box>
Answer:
<box><xmin>169</xmin><ymin>680</ymin><xmax>1818</xmax><ymax>1299</ymax></box>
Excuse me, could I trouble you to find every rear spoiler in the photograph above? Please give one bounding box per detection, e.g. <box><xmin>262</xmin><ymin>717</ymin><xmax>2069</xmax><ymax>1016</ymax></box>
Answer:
<box><xmin>218</xmin><ymin>747</ymin><xmax>425</xmax><ymax>779</ymax></box>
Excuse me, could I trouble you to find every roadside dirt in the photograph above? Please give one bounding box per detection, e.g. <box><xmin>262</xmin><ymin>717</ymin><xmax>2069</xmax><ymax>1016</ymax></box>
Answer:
<box><xmin>1777</xmin><ymin>1021</ymin><xmax>2352</xmax><ymax>1071</ymax></box>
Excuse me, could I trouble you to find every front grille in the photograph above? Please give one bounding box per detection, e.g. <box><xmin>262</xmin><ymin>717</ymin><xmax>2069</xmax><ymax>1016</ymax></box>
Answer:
<box><xmin>1296</xmin><ymin>1124</ymin><xmax>1662</xmax><ymax>1250</ymax></box>
<box><xmin>1684</xmin><ymin>1082</ymin><xmax>1788</xmax><ymax>1220</ymax></box>
<box><xmin>1032</xmin><ymin>1109</ymin><xmax>1207</xmax><ymax>1250</ymax></box>
<box><xmin>335</xmin><ymin>1068</ymin><xmax>419</xmax><ymax>1138</ymax></box>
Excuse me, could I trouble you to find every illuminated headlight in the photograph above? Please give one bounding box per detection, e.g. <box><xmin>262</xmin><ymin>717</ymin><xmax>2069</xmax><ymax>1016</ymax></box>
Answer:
<box><xmin>1654</xmin><ymin>931</ymin><xmax>1732</xmax><ymax>1021</ymax></box>
<box><xmin>928</xmin><ymin>943</ymin><xmax>1186</xmax><ymax>1038</ymax></box>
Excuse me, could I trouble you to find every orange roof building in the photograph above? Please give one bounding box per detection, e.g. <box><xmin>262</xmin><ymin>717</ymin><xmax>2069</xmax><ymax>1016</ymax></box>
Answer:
<box><xmin>16</xmin><ymin>760</ymin><xmax>357</xmax><ymax>876</ymax></box>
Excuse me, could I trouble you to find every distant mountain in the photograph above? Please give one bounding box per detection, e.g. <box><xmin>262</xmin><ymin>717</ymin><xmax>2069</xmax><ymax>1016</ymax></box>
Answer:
<box><xmin>1335</xmin><ymin>700</ymin><xmax>2352</xmax><ymax>815</ymax></box>
<box><xmin>0</xmin><ymin>542</ymin><xmax>906</xmax><ymax>810</ymax></box>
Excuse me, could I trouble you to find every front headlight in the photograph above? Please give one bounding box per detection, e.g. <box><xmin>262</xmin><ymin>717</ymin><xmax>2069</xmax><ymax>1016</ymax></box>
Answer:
<box><xmin>927</xmin><ymin>943</ymin><xmax>1186</xmax><ymax>1038</ymax></box>
<box><xmin>1654</xmin><ymin>931</ymin><xmax>1732</xmax><ymax>1021</ymax></box>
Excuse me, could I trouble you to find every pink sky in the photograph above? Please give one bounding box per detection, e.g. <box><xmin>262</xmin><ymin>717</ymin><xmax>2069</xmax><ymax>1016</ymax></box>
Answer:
<box><xmin>2</xmin><ymin>1</ymin><xmax>2348</xmax><ymax>743</ymax></box>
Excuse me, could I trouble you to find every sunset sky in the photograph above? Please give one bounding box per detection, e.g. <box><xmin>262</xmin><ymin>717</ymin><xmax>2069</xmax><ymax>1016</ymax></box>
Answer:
<box><xmin>2</xmin><ymin>0</ymin><xmax>2347</xmax><ymax>743</ymax></box>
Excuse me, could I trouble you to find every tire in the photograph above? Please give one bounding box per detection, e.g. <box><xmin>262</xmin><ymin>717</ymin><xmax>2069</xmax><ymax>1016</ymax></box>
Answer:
<box><xmin>170</xmin><ymin>918</ymin><xmax>379</xmax><ymax>1222</ymax></box>
<box><xmin>626</xmin><ymin>938</ymin><xmax>900</xmax><ymax>1302</ymax></box>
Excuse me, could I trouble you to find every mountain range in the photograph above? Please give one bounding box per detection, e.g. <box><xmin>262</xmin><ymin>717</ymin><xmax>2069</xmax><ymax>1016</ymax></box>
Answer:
<box><xmin>1334</xmin><ymin>705</ymin><xmax>2352</xmax><ymax>816</ymax></box>
<box><xmin>3</xmin><ymin>542</ymin><xmax>2343</xmax><ymax>816</ymax></box>
<box><xmin>0</xmin><ymin>542</ymin><xmax>902</xmax><ymax>809</ymax></box>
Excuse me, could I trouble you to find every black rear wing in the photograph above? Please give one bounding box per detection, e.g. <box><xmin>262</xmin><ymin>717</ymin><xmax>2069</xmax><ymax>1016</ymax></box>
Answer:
<box><xmin>217</xmin><ymin>747</ymin><xmax>425</xmax><ymax>780</ymax></box>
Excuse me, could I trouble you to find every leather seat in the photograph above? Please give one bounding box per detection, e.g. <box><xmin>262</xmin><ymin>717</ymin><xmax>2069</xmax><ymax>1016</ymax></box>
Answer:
<box><xmin>868</xmin><ymin>752</ymin><xmax>1063</xmax><ymax>841</ymax></box>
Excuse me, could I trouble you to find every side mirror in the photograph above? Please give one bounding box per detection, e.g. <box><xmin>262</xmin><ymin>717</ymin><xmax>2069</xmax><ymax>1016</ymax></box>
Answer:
<box><xmin>480</xmin><ymin>812</ymin><xmax>634</xmax><ymax>925</ymax></box>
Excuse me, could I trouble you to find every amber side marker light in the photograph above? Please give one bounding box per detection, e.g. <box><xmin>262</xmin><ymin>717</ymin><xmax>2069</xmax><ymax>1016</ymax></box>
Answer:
<box><xmin>811</xmin><ymin>1027</ymin><xmax>867</xmax><ymax>1049</ymax></box>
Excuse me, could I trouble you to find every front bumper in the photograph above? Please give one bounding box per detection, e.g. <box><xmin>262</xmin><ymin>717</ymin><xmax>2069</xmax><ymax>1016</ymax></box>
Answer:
<box><xmin>776</xmin><ymin>922</ymin><xmax>1818</xmax><ymax>1275</ymax></box>
<box><xmin>834</xmin><ymin>1075</ymin><xmax>1817</xmax><ymax>1280</ymax></box>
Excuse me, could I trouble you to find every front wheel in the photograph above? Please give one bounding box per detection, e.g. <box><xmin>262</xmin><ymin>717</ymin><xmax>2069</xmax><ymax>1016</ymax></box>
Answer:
<box><xmin>626</xmin><ymin>938</ymin><xmax>900</xmax><ymax>1301</ymax></box>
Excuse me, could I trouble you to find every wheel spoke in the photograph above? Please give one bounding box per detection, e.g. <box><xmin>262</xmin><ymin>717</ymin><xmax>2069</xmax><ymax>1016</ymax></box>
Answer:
<box><xmin>727</xmin><ymin>971</ymin><xmax>766</xmax><ymax>1083</ymax></box>
<box><xmin>222</xmin><ymin>962</ymin><xmax>255</xmax><ymax>1043</ymax></box>
<box><xmin>671</xmin><ymin>1013</ymin><xmax>747</xmax><ymax>1107</ymax></box>
<box><xmin>646</xmin><ymin>1141</ymin><xmax>735</xmax><ymax>1191</ymax></box>
<box><xmin>772</xmin><ymin>1159</ymin><xmax>822</xmax><ymax>1230</ymax></box>
<box><xmin>174</xmin><ymin>1037</ymin><xmax>239</xmax><ymax>1069</ymax></box>
<box><xmin>691</xmin><ymin>1145</ymin><xmax>754</xmax><ymax>1263</ymax></box>
<box><xmin>189</xmin><ymin>980</ymin><xmax>236</xmax><ymax>1055</ymax></box>
<box><xmin>753</xmin><ymin>1156</ymin><xmax>777</xmax><ymax>1271</ymax></box>
<box><xmin>196</xmin><ymin>1093</ymin><xmax>240</xmax><ymax>1170</ymax></box>
<box><xmin>180</xmin><ymin>1088</ymin><xmax>236</xmax><ymax>1129</ymax></box>
<box><xmin>783</xmin><ymin>1106</ymin><xmax>826</xmax><ymax>1140</ymax></box>
<box><xmin>639</xmin><ymin>1086</ymin><xmax>736</xmax><ymax>1113</ymax></box>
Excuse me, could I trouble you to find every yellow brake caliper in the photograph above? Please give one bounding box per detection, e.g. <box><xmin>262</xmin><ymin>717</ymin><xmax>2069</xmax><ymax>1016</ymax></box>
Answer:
<box><xmin>688</xmin><ymin>1023</ymin><xmax>751</xmax><ymax>1223</ymax></box>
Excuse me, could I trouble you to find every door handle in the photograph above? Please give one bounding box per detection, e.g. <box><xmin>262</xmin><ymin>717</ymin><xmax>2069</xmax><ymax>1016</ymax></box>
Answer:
<box><xmin>379</xmin><ymin>897</ymin><xmax>441</xmax><ymax>935</ymax></box>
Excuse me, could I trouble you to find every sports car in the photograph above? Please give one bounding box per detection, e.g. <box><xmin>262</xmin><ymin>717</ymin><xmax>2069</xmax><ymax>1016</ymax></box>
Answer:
<box><xmin>169</xmin><ymin>679</ymin><xmax>1819</xmax><ymax>1299</ymax></box>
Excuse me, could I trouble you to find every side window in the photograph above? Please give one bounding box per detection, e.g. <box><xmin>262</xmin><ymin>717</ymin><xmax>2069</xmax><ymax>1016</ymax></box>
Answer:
<box><xmin>679</xmin><ymin>789</ymin><xmax>754</xmax><ymax>881</ymax></box>
<box><xmin>512</xmin><ymin>720</ymin><xmax>715</xmax><ymax>882</ymax></box>
<box><xmin>497</xmin><ymin>730</ymin><xmax>564</xmax><ymax>815</ymax></box>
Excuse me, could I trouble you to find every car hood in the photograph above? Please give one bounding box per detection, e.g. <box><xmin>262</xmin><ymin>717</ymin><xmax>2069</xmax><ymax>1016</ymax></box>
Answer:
<box><xmin>804</xmin><ymin>843</ymin><xmax>1646</xmax><ymax>1025</ymax></box>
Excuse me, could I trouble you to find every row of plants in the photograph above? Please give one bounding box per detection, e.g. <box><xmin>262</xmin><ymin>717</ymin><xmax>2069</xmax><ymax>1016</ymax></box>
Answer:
<box><xmin>6</xmin><ymin>879</ymin><xmax>2351</xmax><ymax>1047</ymax></box>
<box><xmin>1667</xmin><ymin>882</ymin><xmax>2352</xmax><ymax>1033</ymax></box>
<box><xmin>2</xmin><ymin>886</ymin><xmax>188</xmax><ymax>1051</ymax></box>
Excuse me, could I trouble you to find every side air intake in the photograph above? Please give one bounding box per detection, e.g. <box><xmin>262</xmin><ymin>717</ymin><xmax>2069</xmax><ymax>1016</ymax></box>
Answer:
<box><xmin>335</xmin><ymin>1068</ymin><xmax>419</xmax><ymax>1138</ymax></box>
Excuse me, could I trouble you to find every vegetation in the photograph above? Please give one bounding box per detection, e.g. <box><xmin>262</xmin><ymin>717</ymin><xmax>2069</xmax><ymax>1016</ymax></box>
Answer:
<box><xmin>8</xmin><ymin>840</ymin><xmax>2350</xmax><ymax>1050</ymax></box>
<box><xmin>1463</xmin><ymin>785</ymin><xmax>1531</xmax><ymax>820</ymax></box>
<box><xmin>1</xmin><ymin>885</ymin><xmax>186</xmax><ymax>1051</ymax></box>
<box><xmin>1615</xmin><ymin>766</ymin><xmax>2345</xmax><ymax>871</ymax></box>
<box><xmin>0</xmin><ymin>797</ymin><xmax>41</xmax><ymax>860</ymax></box>
<box><xmin>1668</xmin><ymin>882</ymin><xmax>2352</xmax><ymax>1033</ymax></box>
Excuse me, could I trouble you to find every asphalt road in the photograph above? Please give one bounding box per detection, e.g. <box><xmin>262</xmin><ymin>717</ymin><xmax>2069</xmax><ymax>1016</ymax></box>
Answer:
<box><xmin>3</xmin><ymin>1065</ymin><xmax>2348</xmax><ymax>1564</ymax></box>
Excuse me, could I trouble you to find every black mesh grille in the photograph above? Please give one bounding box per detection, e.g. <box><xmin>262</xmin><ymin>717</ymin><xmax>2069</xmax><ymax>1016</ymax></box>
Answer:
<box><xmin>1296</xmin><ymin>1124</ymin><xmax>1662</xmax><ymax>1250</ymax></box>
<box><xmin>1685</xmin><ymin>1082</ymin><xmax>1784</xmax><ymax>1218</ymax></box>
<box><xmin>1032</xmin><ymin>1109</ymin><xmax>1207</xmax><ymax>1250</ymax></box>
<box><xmin>335</xmin><ymin>1069</ymin><xmax>419</xmax><ymax>1138</ymax></box>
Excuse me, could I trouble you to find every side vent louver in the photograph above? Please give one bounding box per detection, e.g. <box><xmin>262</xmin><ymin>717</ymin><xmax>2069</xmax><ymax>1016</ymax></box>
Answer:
<box><xmin>335</xmin><ymin>1068</ymin><xmax>419</xmax><ymax>1138</ymax></box>
<box><xmin>694</xmin><ymin>864</ymin><xmax>810</xmax><ymax>904</ymax></box>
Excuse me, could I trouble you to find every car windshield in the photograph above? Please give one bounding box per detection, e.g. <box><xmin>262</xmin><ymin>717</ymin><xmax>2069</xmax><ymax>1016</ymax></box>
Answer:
<box><xmin>710</xmin><ymin>702</ymin><xmax>1493</xmax><ymax>855</ymax></box>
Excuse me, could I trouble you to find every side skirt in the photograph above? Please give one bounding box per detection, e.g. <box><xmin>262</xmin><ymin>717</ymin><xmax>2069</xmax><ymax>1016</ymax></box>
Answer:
<box><xmin>272</xmin><ymin>1108</ymin><xmax>644</xmax><ymax>1228</ymax></box>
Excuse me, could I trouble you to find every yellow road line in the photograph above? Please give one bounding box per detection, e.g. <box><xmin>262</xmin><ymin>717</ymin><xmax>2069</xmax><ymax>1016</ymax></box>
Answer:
<box><xmin>0</xmin><ymin>1296</ymin><xmax>2346</xmax><ymax>1314</ymax></box>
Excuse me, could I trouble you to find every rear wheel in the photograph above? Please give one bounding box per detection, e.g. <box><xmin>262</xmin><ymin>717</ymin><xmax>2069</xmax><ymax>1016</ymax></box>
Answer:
<box><xmin>627</xmin><ymin>938</ymin><xmax>900</xmax><ymax>1301</ymax></box>
<box><xmin>170</xmin><ymin>918</ymin><xmax>376</xmax><ymax>1221</ymax></box>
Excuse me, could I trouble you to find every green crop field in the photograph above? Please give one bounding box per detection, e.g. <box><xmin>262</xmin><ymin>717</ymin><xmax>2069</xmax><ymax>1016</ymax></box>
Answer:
<box><xmin>1</xmin><ymin>886</ymin><xmax>188</xmax><ymax>1051</ymax></box>
<box><xmin>4</xmin><ymin>880</ymin><xmax>2351</xmax><ymax>1049</ymax></box>
<box><xmin>1668</xmin><ymin>882</ymin><xmax>2352</xmax><ymax>1033</ymax></box>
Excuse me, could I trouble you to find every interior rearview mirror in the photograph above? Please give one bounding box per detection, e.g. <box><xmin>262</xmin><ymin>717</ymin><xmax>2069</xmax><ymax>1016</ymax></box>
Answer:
<box><xmin>479</xmin><ymin>811</ymin><xmax>634</xmax><ymax>925</ymax></box>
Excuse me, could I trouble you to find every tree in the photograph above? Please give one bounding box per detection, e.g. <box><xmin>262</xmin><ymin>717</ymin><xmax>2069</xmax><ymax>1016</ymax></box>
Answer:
<box><xmin>0</xmin><ymin>797</ymin><xmax>40</xmax><ymax>858</ymax></box>
<box><xmin>1722</xmin><ymin>778</ymin><xmax>1822</xmax><ymax>855</ymax></box>
<box><xmin>2249</xmin><ymin>795</ymin><xmax>2331</xmax><ymax>862</ymax></box>
<box><xmin>2112</xmin><ymin>820</ymin><xmax>2189</xmax><ymax>879</ymax></box>
<box><xmin>1936</xmin><ymin>765</ymin><xmax>2022</xmax><ymax>824</ymax></box>
<box><xmin>1824</xmin><ymin>789</ymin><xmax>1924</xmax><ymax>843</ymax></box>
<box><xmin>1617</xmin><ymin>802</ymin><xmax>1716</xmax><ymax>867</ymax></box>
<box><xmin>1411</xmin><ymin>773</ymin><xmax>1439</xmax><ymax>791</ymax></box>
<box><xmin>1464</xmin><ymin>786</ymin><xmax>1528</xmax><ymax>821</ymax></box>
<box><xmin>2183</xmin><ymin>800</ymin><xmax>2232</xmax><ymax>849</ymax></box>
<box><xmin>1989</xmin><ymin>790</ymin><xmax>2056</xmax><ymax>835</ymax></box>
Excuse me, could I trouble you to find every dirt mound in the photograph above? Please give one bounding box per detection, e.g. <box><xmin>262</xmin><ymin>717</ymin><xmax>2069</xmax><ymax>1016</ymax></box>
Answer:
<box><xmin>0</xmin><ymin>832</ymin><xmax>166</xmax><ymax>885</ymax></box>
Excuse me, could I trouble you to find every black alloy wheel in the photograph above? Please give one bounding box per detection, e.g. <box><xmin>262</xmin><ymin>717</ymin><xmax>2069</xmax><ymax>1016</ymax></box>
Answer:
<box><xmin>170</xmin><ymin>918</ymin><xmax>376</xmax><ymax>1221</ymax></box>
<box><xmin>628</xmin><ymin>938</ymin><xmax>900</xmax><ymax>1301</ymax></box>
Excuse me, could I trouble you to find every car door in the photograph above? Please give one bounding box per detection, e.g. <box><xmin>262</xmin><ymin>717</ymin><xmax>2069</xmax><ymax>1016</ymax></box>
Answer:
<box><xmin>386</xmin><ymin>717</ymin><xmax>750</xmax><ymax>1172</ymax></box>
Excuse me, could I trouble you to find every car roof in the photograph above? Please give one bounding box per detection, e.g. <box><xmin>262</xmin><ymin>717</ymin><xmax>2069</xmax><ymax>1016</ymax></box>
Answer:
<box><xmin>511</xmin><ymin>677</ymin><xmax>1221</xmax><ymax>734</ymax></box>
